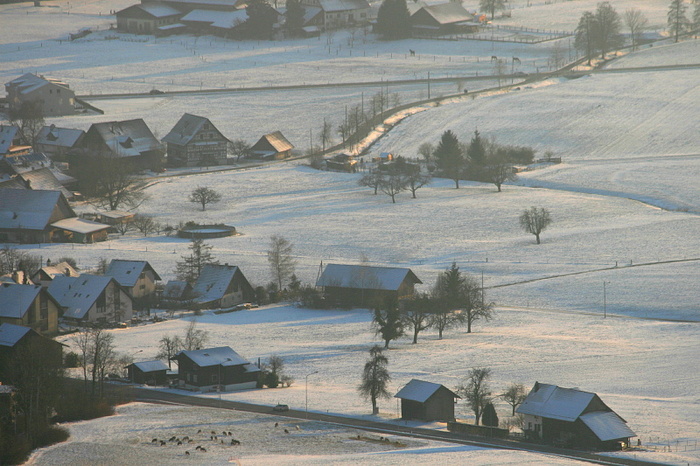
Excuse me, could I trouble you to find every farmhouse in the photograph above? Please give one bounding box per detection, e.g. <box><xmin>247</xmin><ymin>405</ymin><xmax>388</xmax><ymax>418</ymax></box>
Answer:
<box><xmin>325</xmin><ymin>153</ymin><xmax>357</xmax><ymax>172</ymax></box>
<box><xmin>395</xmin><ymin>379</ymin><xmax>459</xmax><ymax>422</ymax></box>
<box><xmin>35</xmin><ymin>125</ymin><xmax>85</xmax><ymax>159</ymax></box>
<box><xmin>316</xmin><ymin>263</ymin><xmax>422</xmax><ymax>306</ymax></box>
<box><xmin>0</xmin><ymin>283</ymin><xmax>61</xmax><ymax>335</ymax></box>
<box><xmin>80</xmin><ymin>119</ymin><xmax>163</xmax><ymax>168</ymax></box>
<box><xmin>192</xmin><ymin>264</ymin><xmax>255</xmax><ymax>309</ymax></box>
<box><xmin>300</xmin><ymin>0</ymin><xmax>371</xmax><ymax>30</ymax></box>
<box><xmin>115</xmin><ymin>3</ymin><xmax>183</xmax><ymax>34</ymax></box>
<box><xmin>31</xmin><ymin>261</ymin><xmax>80</xmax><ymax>287</ymax></box>
<box><xmin>47</xmin><ymin>274</ymin><xmax>133</xmax><ymax>325</ymax></box>
<box><xmin>126</xmin><ymin>360</ymin><xmax>170</xmax><ymax>385</ymax></box>
<box><xmin>517</xmin><ymin>382</ymin><xmax>636</xmax><ymax>450</ymax></box>
<box><xmin>250</xmin><ymin>131</ymin><xmax>294</xmax><ymax>160</ymax></box>
<box><xmin>5</xmin><ymin>73</ymin><xmax>76</xmax><ymax>117</ymax></box>
<box><xmin>410</xmin><ymin>3</ymin><xmax>479</xmax><ymax>36</ymax></box>
<box><xmin>162</xmin><ymin>280</ymin><xmax>193</xmax><ymax>303</ymax></box>
<box><xmin>104</xmin><ymin>259</ymin><xmax>161</xmax><ymax>300</ymax></box>
<box><xmin>162</xmin><ymin>113</ymin><xmax>231</xmax><ymax>167</ymax></box>
<box><xmin>0</xmin><ymin>166</ymin><xmax>73</xmax><ymax>200</ymax></box>
<box><xmin>172</xmin><ymin>346</ymin><xmax>260</xmax><ymax>391</ymax></box>
<box><xmin>147</xmin><ymin>0</ymin><xmax>247</xmax><ymax>14</ymax></box>
<box><xmin>0</xmin><ymin>189</ymin><xmax>75</xmax><ymax>243</ymax></box>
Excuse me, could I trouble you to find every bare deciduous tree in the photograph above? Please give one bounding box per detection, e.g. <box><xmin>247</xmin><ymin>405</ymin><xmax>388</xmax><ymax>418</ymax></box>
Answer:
<box><xmin>229</xmin><ymin>139</ymin><xmax>251</xmax><ymax>162</ymax></box>
<box><xmin>183</xmin><ymin>320</ymin><xmax>209</xmax><ymax>351</ymax></box>
<box><xmin>402</xmin><ymin>292</ymin><xmax>432</xmax><ymax>344</ymax></box>
<box><xmin>267</xmin><ymin>234</ymin><xmax>297</xmax><ymax>291</ymax></box>
<box><xmin>624</xmin><ymin>8</ymin><xmax>648</xmax><ymax>50</ymax></box>
<box><xmin>156</xmin><ymin>335</ymin><xmax>183</xmax><ymax>369</ymax></box>
<box><xmin>519</xmin><ymin>206</ymin><xmax>552</xmax><ymax>244</ymax></box>
<box><xmin>132</xmin><ymin>214</ymin><xmax>160</xmax><ymax>237</ymax></box>
<box><xmin>457</xmin><ymin>367</ymin><xmax>492</xmax><ymax>425</ymax></box>
<box><xmin>8</xmin><ymin>100</ymin><xmax>44</xmax><ymax>149</ymax></box>
<box><xmin>483</xmin><ymin>151</ymin><xmax>517</xmax><ymax>192</ymax></box>
<box><xmin>501</xmin><ymin>382</ymin><xmax>528</xmax><ymax>416</ymax></box>
<box><xmin>189</xmin><ymin>186</ymin><xmax>222</xmax><ymax>211</ymax></box>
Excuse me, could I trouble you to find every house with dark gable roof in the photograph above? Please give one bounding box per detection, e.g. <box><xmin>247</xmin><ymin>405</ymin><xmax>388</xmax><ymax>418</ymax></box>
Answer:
<box><xmin>126</xmin><ymin>360</ymin><xmax>170</xmax><ymax>385</ymax></box>
<box><xmin>5</xmin><ymin>73</ymin><xmax>76</xmax><ymax>117</ymax></box>
<box><xmin>516</xmin><ymin>382</ymin><xmax>636</xmax><ymax>450</ymax></box>
<box><xmin>0</xmin><ymin>189</ymin><xmax>75</xmax><ymax>243</ymax></box>
<box><xmin>162</xmin><ymin>113</ymin><xmax>230</xmax><ymax>167</ymax></box>
<box><xmin>0</xmin><ymin>323</ymin><xmax>64</xmax><ymax>385</ymax></box>
<box><xmin>116</xmin><ymin>3</ymin><xmax>183</xmax><ymax>34</ymax></box>
<box><xmin>316</xmin><ymin>263</ymin><xmax>422</xmax><ymax>307</ymax></box>
<box><xmin>105</xmin><ymin>259</ymin><xmax>161</xmax><ymax>300</ymax></box>
<box><xmin>250</xmin><ymin>131</ymin><xmax>294</xmax><ymax>160</ymax></box>
<box><xmin>36</xmin><ymin>125</ymin><xmax>85</xmax><ymax>159</ymax></box>
<box><xmin>192</xmin><ymin>264</ymin><xmax>255</xmax><ymax>309</ymax></box>
<box><xmin>80</xmin><ymin>119</ymin><xmax>163</xmax><ymax>169</ymax></box>
<box><xmin>172</xmin><ymin>346</ymin><xmax>260</xmax><ymax>391</ymax></box>
<box><xmin>0</xmin><ymin>283</ymin><xmax>61</xmax><ymax>335</ymax></box>
<box><xmin>47</xmin><ymin>274</ymin><xmax>133</xmax><ymax>324</ymax></box>
<box><xmin>395</xmin><ymin>379</ymin><xmax>459</xmax><ymax>422</ymax></box>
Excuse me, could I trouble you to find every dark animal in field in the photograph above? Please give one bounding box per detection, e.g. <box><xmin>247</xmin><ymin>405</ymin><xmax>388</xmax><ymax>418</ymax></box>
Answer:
<box><xmin>284</xmin><ymin>429</ymin><xmax>290</xmax><ymax>434</ymax></box>
<box><xmin>409</xmin><ymin>49</ymin><xmax>415</xmax><ymax>56</ymax></box>
<box><xmin>177</xmin><ymin>441</ymin><xmax>183</xmax><ymax>446</ymax></box>
<box><xmin>197</xmin><ymin>429</ymin><xmax>202</xmax><ymax>434</ymax></box>
<box><xmin>274</xmin><ymin>422</ymin><xmax>278</xmax><ymax>428</ymax></box>
<box><xmin>151</xmin><ymin>438</ymin><xmax>158</xmax><ymax>443</ymax></box>
<box><xmin>491</xmin><ymin>55</ymin><xmax>498</xmax><ymax>61</ymax></box>
<box><xmin>183</xmin><ymin>436</ymin><xmax>190</xmax><ymax>441</ymax></box>
<box><xmin>200</xmin><ymin>447</ymin><xmax>207</xmax><ymax>452</ymax></box>
<box><xmin>231</xmin><ymin>439</ymin><xmax>241</xmax><ymax>446</ymax></box>
<box><xmin>185</xmin><ymin>451</ymin><xmax>190</xmax><ymax>456</ymax></box>
<box><xmin>169</xmin><ymin>436</ymin><xmax>176</xmax><ymax>442</ymax></box>
<box><xmin>160</xmin><ymin>440</ymin><xmax>166</xmax><ymax>446</ymax></box>
<box><xmin>512</xmin><ymin>56</ymin><xmax>520</xmax><ymax>63</ymax></box>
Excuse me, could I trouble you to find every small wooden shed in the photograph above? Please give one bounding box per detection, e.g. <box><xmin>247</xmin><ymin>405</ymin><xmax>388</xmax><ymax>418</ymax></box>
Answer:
<box><xmin>126</xmin><ymin>360</ymin><xmax>169</xmax><ymax>385</ymax></box>
<box><xmin>395</xmin><ymin>379</ymin><xmax>459</xmax><ymax>422</ymax></box>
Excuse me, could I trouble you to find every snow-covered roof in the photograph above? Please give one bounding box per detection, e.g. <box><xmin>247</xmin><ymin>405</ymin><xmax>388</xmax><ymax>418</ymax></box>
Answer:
<box><xmin>395</xmin><ymin>379</ymin><xmax>458</xmax><ymax>403</ymax></box>
<box><xmin>36</xmin><ymin>125</ymin><xmax>85</xmax><ymax>148</ymax></box>
<box><xmin>105</xmin><ymin>259</ymin><xmax>161</xmax><ymax>287</ymax></box>
<box><xmin>47</xmin><ymin>274</ymin><xmax>114</xmax><ymax>320</ymax></box>
<box><xmin>318</xmin><ymin>0</ymin><xmax>369</xmax><ymax>13</ymax></box>
<box><xmin>414</xmin><ymin>3</ymin><xmax>473</xmax><ymax>25</ymax></box>
<box><xmin>88</xmin><ymin>119</ymin><xmax>161</xmax><ymax>158</ymax></box>
<box><xmin>50</xmin><ymin>217</ymin><xmax>111</xmax><ymax>235</ymax></box>
<box><xmin>5</xmin><ymin>73</ymin><xmax>70</xmax><ymax>95</ymax></box>
<box><xmin>0</xmin><ymin>322</ymin><xmax>32</xmax><ymax>347</ymax></box>
<box><xmin>192</xmin><ymin>264</ymin><xmax>245</xmax><ymax>305</ymax></box>
<box><xmin>175</xmin><ymin>346</ymin><xmax>258</xmax><ymax>370</ymax></box>
<box><xmin>17</xmin><ymin>168</ymin><xmax>73</xmax><ymax>199</ymax></box>
<box><xmin>251</xmin><ymin>131</ymin><xmax>294</xmax><ymax>154</ymax></box>
<box><xmin>140</xmin><ymin>3</ymin><xmax>182</xmax><ymax>17</ymax></box>
<box><xmin>164</xmin><ymin>0</ymin><xmax>244</xmax><ymax>8</ymax></box>
<box><xmin>34</xmin><ymin>261</ymin><xmax>79</xmax><ymax>281</ymax></box>
<box><xmin>99</xmin><ymin>210</ymin><xmax>134</xmax><ymax>220</ymax></box>
<box><xmin>580</xmin><ymin>411</ymin><xmax>636</xmax><ymax>441</ymax></box>
<box><xmin>517</xmin><ymin>382</ymin><xmax>596</xmax><ymax>422</ymax></box>
<box><xmin>132</xmin><ymin>360</ymin><xmax>169</xmax><ymax>372</ymax></box>
<box><xmin>181</xmin><ymin>9</ymin><xmax>247</xmax><ymax>28</ymax></box>
<box><xmin>158</xmin><ymin>22</ymin><xmax>187</xmax><ymax>30</ymax></box>
<box><xmin>316</xmin><ymin>264</ymin><xmax>422</xmax><ymax>291</ymax></box>
<box><xmin>0</xmin><ymin>189</ymin><xmax>70</xmax><ymax>231</ymax></box>
<box><xmin>0</xmin><ymin>283</ymin><xmax>42</xmax><ymax>319</ymax></box>
<box><xmin>162</xmin><ymin>113</ymin><xmax>229</xmax><ymax>145</ymax></box>
<box><xmin>0</xmin><ymin>125</ymin><xmax>19</xmax><ymax>155</ymax></box>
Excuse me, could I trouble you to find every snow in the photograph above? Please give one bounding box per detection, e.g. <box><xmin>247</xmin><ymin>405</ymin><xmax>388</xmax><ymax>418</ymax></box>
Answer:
<box><xmin>1</xmin><ymin>0</ymin><xmax>699</xmax><ymax>463</ymax></box>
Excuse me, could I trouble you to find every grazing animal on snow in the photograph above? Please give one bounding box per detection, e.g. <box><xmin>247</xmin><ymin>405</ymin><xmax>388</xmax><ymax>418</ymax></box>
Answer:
<box><xmin>409</xmin><ymin>49</ymin><xmax>416</xmax><ymax>56</ymax></box>
<box><xmin>512</xmin><ymin>56</ymin><xmax>520</xmax><ymax>64</ymax></box>
<box><xmin>185</xmin><ymin>451</ymin><xmax>190</xmax><ymax>456</ymax></box>
<box><xmin>196</xmin><ymin>445</ymin><xmax>203</xmax><ymax>451</ymax></box>
<box><xmin>151</xmin><ymin>438</ymin><xmax>158</xmax><ymax>443</ymax></box>
<box><xmin>491</xmin><ymin>55</ymin><xmax>498</xmax><ymax>61</ymax></box>
<box><xmin>274</xmin><ymin>422</ymin><xmax>278</xmax><ymax>428</ymax></box>
<box><xmin>228</xmin><ymin>432</ymin><xmax>232</xmax><ymax>436</ymax></box>
<box><xmin>284</xmin><ymin>429</ymin><xmax>290</xmax><ymax>434</ymax></box>
<box><xmin>177</xmin><ymin>441</ymin><xmax>183</xmax><ymax>446</ymax></box>
<box><xmin>231</xmin><ymin>439</ymin><xmax>241</xmax><ymax>446</ymax></box>
<box><xmin>295</xmin><ymin>425</ymin><xmax>300</xmax><ymax>431</ymax></box>
<box><xmin>160</xmin><ymin>440</ymin><xmax>166</xmax><ymax>446</ymax></box>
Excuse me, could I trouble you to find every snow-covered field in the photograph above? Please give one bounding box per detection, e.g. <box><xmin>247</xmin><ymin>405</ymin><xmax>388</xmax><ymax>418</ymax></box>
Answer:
<box><xmin>28</xmin><ymin>402</ymin><xmax>590</xmax><ymax>465</ymax></box>
<box><xmin>2</xmin><ymin>0</ymin><xmax>699</xmax><ymax>464</ymax></box>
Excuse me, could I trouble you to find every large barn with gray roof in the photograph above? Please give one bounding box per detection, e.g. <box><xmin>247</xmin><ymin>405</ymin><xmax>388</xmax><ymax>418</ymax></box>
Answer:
<box><xmin>517</xmin><ymin>382</ymin><xmax>636</xmax><ymax>450</ymax></box>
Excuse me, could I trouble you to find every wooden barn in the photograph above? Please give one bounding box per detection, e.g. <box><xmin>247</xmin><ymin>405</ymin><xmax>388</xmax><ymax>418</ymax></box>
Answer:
<box><xmin>171</xmin><ymin>346</ymin><xmax>260</xmax><ymax>392</ymax></box>
<box><xmin>250</xmin><ymin>131</ymin><xmax>294</xmax><ymax>160</ymax></box>
<box><xmin>315</xmin><ymin>263</ymin><xmax>422</xmax><ymax>307</ymax></box>
<box><xmin>126</xmin><ymin>360</ymin><xmax>169</xmax><ymax>385</ymax></box>
<box><xmin>517</xmin><ymin>382</ymin><xmax>636</xmax><ymax>450</ymax></box>
<box><xmin>191</xmin><ymin>264</ymin><xmax>255</xmax><ymax>310</ymax></box>
<box><xmin>395</xmin><ymin>379</ymin><xmax>459</xmax><ymax>422</ymax></box>
<box><xmin>410</xmin><ymin>3</ymin><xmax>479</xmax><ymax>36</ymax></box>
<box><xmin>162</xmin><ymin>113</ymin><xmax>230</xmax><ymax>167</ymax></box>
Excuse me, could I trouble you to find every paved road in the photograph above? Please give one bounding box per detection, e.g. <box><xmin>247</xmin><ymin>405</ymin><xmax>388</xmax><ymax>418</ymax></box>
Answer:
<box><xmin>133</xmin><ymin>388</ymin><xmax>664</xmax><ymax>466</ymax></box>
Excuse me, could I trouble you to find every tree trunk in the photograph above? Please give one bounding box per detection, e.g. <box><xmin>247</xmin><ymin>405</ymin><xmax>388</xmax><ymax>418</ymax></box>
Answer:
<box><xmin>535</xmin><ymin>233</ymin><xmax>541</xmax><ymax>244</ymax></box>
<box><xmin>455</xmin><ymin>178</ymin><xmax>460</xmax><ymax>189</ymax></box>
<box><xmin>413</xmin><ymin>329</ymin><xmax>418</xmax><ymax>344</ymax></box>
<box><xmin>371</xmin><ymin>397</ymin><xmax>378</xmax><ymax>414</ymax></box>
